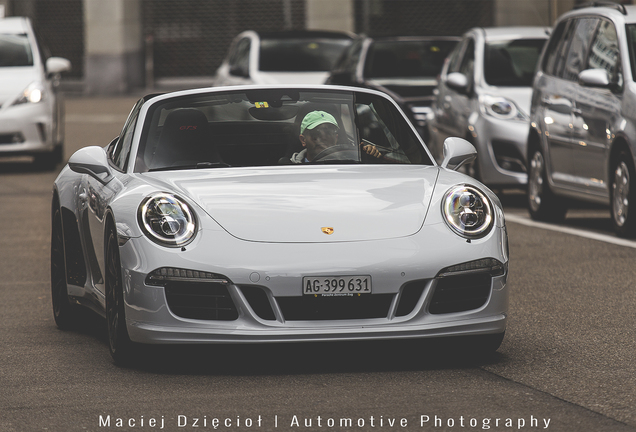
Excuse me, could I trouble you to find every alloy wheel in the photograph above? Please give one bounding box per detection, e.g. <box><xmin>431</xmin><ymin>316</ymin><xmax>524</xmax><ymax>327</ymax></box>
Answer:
<box><xmin>612</xmin><ymin>161</ymin><xmax>630</xmax><ymax>228</ymax></box>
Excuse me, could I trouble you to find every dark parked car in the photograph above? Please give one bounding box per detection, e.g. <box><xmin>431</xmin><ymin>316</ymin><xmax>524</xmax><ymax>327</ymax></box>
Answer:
<box><xmin>326</xmin><ymin>35</ymin><xmax>459</xmax><ymax>141</ymax></box>
<box><xmin>527</xmin><ymin>3</ymin><xmax>636</xmax><ymax>237</ymax></box>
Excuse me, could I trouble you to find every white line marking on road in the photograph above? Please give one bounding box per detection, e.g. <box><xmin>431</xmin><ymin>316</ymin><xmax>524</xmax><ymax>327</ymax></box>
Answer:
<box><xmin>505</xmin><ymin>213</ymin><xmax>636</xmax><ymax>249</ymax></box>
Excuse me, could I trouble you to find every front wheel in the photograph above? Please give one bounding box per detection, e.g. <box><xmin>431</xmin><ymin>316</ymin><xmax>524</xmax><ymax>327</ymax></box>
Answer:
<box><xmin>51</xmin><ymin>205</ymin><xmax>80</xmax><ymax>329</ymax></box>
<box><xmin>610</xmin><ymin>151</ymin><xmax>636</xmax><ymax>237</ymax></box>
<box><xmin>527</xmin><ymin>148</ymin><xmax>567</xmax><ymax>222</ymax></box>
<box><xmin>105</xmin><ymin>227</ymin><xmax>138</xmax><ymax>365</ymax></box>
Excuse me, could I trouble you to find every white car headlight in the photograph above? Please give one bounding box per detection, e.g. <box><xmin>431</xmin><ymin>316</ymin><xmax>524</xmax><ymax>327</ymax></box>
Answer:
<box><xmin>13</xmin><ymin>81</ymin><xmax>46</xmax><ymax>105</ymax></box>
<box><xmin>479</xmin><ymin>94</ymin><xmax>527</xmax><ymax>121</ymax></box>
<box><xmin>138</xmin><ymin>193</ymin><xmax>197</xmax><ymax>247</ymax></box>
<box><xmin>442</xmin><ymin>185</ymin><xmax>494</xmax><ymax>239</ymax></box>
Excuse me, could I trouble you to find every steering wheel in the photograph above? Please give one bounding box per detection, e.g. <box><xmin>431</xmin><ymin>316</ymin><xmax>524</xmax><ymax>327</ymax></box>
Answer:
<box><xmin>312</xmin><ymin>144</ymin><xmax>359</xmax><ymax>162</ymax></box>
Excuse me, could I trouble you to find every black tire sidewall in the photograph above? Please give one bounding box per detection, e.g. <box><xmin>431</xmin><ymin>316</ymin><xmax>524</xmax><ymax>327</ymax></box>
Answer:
<box><xmin>611</xmin><ymin>150</ymin><xmax>636</xmax><ymax>238</ymax></box>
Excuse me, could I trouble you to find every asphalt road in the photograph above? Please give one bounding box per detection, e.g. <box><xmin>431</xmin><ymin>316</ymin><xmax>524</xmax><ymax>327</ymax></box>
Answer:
<box><xmin>0</xmin><ymin>95</ymin><xmax>634</xmax><ymax>432</ymax></box>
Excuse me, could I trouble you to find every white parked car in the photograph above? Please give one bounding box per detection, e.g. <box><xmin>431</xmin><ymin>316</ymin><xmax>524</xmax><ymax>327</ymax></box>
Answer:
<box><xmin>429</xmin><ymin>27</ymin><xmax>549</xmax><ymax>188</ymax></box>
<box><xmin>52</xmin><ymin>85</ymin><xmax>509</xmax><ymax>364</ymax></box>
<box><xmin>0</xmin><ymin>16</ymin><xmax>71</xmax><ymax>169</ymax></box>
<box><xmin>214</xmin><ymin>30</ymin><xmax>353</xmax><ymax>86</ymax></box>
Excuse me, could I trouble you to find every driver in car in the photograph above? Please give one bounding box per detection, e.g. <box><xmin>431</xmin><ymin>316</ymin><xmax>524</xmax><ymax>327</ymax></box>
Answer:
<box><xmin>290</xmin><ymin>111</ymin><xmax>381</xmax><ymax>163</ymax></box>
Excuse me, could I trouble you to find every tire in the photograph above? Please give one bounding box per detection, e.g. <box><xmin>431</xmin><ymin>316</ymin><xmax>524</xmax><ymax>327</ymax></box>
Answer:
<box><xmin>527</xmin><ymin>148</ymin><xmax>567</xmax><ymax>222</ymax></box>
<box><xmin>610</xmin><ymin>150</ymin><xmax>636</xmax><ymax>238</ymax></box>
<box><xmin>34</xmin><ymin>144</ymin><xmax>63</xmax><ymax>171</ymax></box>
<box><xmin>51</xmin><ymin>204</ymin><xmax>80</xmax><ymax>329</ymax></box>
<box><xmin>105</xmin><ymin>226</ymin><xmax>138</xmax><ymax>365</ymax></box>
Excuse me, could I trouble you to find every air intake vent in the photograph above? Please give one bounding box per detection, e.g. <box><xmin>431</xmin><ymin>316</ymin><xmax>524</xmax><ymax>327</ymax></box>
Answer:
<box><xmin>165</xmin><ymin>281</ymin><xmax>238</xmax><ymax>320</ymax></box>
<box><xmin>429</xmin><ymin>274</ymin><xmax>491</xmax><ymax>314</ymax></box>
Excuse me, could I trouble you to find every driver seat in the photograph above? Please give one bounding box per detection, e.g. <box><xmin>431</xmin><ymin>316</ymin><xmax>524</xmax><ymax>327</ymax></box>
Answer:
<box><xmin>151</xmin><ymin>108</ymin><xmax>221</xmax><ymax>168</ymax></box>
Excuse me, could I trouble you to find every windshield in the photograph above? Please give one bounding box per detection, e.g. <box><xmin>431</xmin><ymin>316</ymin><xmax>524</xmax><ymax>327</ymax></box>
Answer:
<box><xmin>135</xmin><ymin>88</ymin><xmax>432</xmax><ymax>172</ymax></box>
<box><xmin>364</xmin><ymin>39</ymin><xmax>458</xmax><ymax>79</ymax></box>
<box><xmin>0</xmin><ymin>34</ymin><xmax>33</xmax><ymax>67</ymax></box>
<box><xmin>484</xmin><ymin>38</ymin><xmax>546</xmax><ymax>87</ymax></box>
<box><xmin>259</xmin><ymin>38</ymin><xmax>351</xmax><ymax>72</ymax></box>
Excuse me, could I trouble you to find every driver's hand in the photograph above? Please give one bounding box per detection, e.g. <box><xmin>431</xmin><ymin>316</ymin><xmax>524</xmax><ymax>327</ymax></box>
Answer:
<box><xmin>362</xmin><ymin>143</ymin><xmax>381</xmax><ymax>158</ymax></box>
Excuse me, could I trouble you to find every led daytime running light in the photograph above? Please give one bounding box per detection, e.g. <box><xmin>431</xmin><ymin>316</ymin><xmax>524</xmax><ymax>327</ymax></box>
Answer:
<box><xmin>146</xmin><ymin>267</ymin><xmax>229</xmax><ymax>286</ymax></box>
<box><xmin>437</xmin><ymin>258</ymin><xmax>505</xmax><ymax>278</ymax></box>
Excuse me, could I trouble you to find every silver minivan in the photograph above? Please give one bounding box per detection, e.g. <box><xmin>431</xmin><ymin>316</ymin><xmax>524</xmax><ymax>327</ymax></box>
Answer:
<box><xmin>429</xmin><ymin>27</ymin><xmax>549</xmax><ymax>188</ymax></box>
<box><xmin>527</xmin><ymin>3</ymin><xmax>636</xmax><ymax>237</ymax></box>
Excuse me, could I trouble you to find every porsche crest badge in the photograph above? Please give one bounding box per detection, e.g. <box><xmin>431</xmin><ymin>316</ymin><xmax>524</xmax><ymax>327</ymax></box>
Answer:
<box><xmin>321</xmin><ymin>227</ymin><xmax>334</xmax><ymax>235</ymax></box>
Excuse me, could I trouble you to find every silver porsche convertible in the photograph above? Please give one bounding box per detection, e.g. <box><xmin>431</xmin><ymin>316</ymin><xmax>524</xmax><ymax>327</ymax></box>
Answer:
<box><xmin>51</xmin><ymin>85</ymin><xmax>509</xmax><ymax>364</ymax></box>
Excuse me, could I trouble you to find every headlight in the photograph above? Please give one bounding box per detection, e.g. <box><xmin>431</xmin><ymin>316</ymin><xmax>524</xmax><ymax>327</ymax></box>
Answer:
<box><xmin>479</xmin><ymin>94</ymin><xmax>527</xmax><ymax>121</ymax></box>
<box><xmin>13</xmin><ymin>81</ymin><xmax>46</xmax><ymax>105</ymax></box>
<box><xmin>442</xmin><ymin>185</ymin><xmax>494</xmax><ymax>239</ymax></box>
<box><xmin>138</xmin><ymin>193</ymin><xmax>197</xmax><ymax>247</ymax></box>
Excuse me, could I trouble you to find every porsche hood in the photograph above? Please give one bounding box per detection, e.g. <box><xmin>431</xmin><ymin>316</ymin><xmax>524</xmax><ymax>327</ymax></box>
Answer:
<box><xmin>143</xmin><ymin>166</ymin><xmax>439</xmax><ymax>243</ymax></box>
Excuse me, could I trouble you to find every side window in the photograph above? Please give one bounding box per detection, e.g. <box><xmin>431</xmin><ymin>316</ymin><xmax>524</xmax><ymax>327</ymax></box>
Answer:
<box><xmin>346</xmin><ymin>40</ymin><xmax>363</xmax><ymax>74</ymax></box>
<box><xmin>458</xmin><ymin>38</ymin><xmax>475</xmax><ymax>78</ymax></box>
<box><xmin>587</xmin><ymin>19</ymin><xmax>621</xmax><ymax>83</ymax></box>
<box><xmin>447</xmin><ymin>38</ymin><xmax>468</xmax><ymax>74</ymax></box>
<box><xmin>543</xmin><ymin>20</ymin><xmax>571</xmax><ymax>75</ymax></box>
<box><xmin>229</xmin><ymin>37</ymin><xmax>250</xmax><ymax>77</ymax></box>
<box><xmin>560</xmin><ymin>18</ymin><xmax>599</xmax><ymax>81</ymax></box>
<box><xmin>110</xmin><ymin>99</ymin><xmax>143</xmax><ymax>171</ymax></box>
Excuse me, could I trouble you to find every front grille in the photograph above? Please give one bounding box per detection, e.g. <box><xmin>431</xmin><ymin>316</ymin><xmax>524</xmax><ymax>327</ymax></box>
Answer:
<box><xmin>491</xmin><ymin>140</ymin><xmax>526</xmax><ymax>173</ymax></box>
<box><xmin>164</xmin><ymin>281</ymin><xmax>238</xmax><ymax>320</ymax></box>
<box><xmin>395</xmin><ymin>281</ymin><xmax>426</xmax><ymax>317</ymax></box>
<box><xmin>429</xmin><ymin>273</ymin><xmax>492</xmax><ymax>314</ymax></box>
<box><xmin>0</xmin><ymin>133</ymin><xmax>25</xmax><ymax>144</ymax></box>
<box><xmin>277</xmin><ymin>294</ymin><xmax>393</xmax><ymax>321</ymax></box>
<box><xmin>239</xmin><ymin>285</ymin><xmax>276</xmax><ymax>321</ymax></box>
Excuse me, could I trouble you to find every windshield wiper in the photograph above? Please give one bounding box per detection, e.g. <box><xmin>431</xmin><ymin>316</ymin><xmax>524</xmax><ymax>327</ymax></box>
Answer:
<box><xmin>149</xmin><ymin>162</ymin><xmax>231</xmax><ymax>172</ymax></box>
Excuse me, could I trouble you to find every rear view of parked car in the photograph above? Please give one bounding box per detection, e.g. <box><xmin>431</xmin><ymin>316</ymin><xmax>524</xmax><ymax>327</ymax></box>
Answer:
<box><xmin>326</xmin><ymin>35</ymin><xmax>459</xmax><ymax>142</ymax></box>
<box><xmin>0</xmin><ymin>16</ymin><xmax>71</xmax><ymax>169</ymax></box>
<box><xmin>527</xmin><ymin>3</ymin><xmax>636</xmax><ymax>237</ymax></box>
<box><xmin>214</xmin><ymin>30</ymin><xmax>354</xmax><ymax>87</ymax></box>
<box><xmin>429</xmin><ymin>27</ymin><xmax>548</xmax><ymax>188</ymax></box>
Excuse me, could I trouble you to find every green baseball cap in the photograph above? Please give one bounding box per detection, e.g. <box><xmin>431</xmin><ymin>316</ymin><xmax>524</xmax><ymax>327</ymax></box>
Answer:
<box><xmin>300</xmin><ymin>111</ymin><xmax>339</xmax><ymax>135</ymax></box>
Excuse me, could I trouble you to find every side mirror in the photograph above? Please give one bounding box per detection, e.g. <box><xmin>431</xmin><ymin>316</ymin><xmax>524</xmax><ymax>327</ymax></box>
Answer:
<box><xmin>68</xmin><ymin>146</ymin><xmax>113</xmax><ymax>184</ymax></box>
<box><xmin>327</xmin><ymin>71</ymin><xmax>353</xmax><ymax>85</ymax></box>
<box><xmin>229</xmin><ymin>65</ymin><xmax>249</xmax><ymax>78</ymax></box>
<box><xmin>440</xmin><ymin>137</ymin><xmax>477</xmax><ymax>171</ymax></box>
<box><xmin>46</xmin><ymin>57</ymin><xmax>72</xmax><ymax>76</ymax></box>
<box><xmin>578</xmin><ymin>69</ymin><xmax>610</xmax><ymax>88</ymax></box>
<box><xmin>446</xmin><ymin>72</ymin><xmax>469</xmax><ymax>94</ymax></box>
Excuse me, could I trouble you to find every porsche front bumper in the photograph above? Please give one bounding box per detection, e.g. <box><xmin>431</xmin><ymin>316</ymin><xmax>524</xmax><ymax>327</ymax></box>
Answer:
<box><xmin>119</xmin><ymin>221</ymin><xmax>509</xmax><ymax>345</ymax></box>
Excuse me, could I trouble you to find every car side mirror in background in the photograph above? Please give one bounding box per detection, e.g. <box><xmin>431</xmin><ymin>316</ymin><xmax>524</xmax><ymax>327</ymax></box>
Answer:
<box><xmin>327</xmin><ymin>71</ymin><xmax>353</xmax><ymax>85</ymax></box>
<box><xmin>229</xmin><ymin>65</ymin><xmax>249</xmax><ymax>78</ymax></box>
<box><xmin>446</xmin><ymin>72</ymin><xmax>469</xmax><ymax>94</ymax></box>
<box><xmin>68</xmin><ymin>146</ymin><xmax>113</xmax><ymax>184</ymax></box>
<box><xmin>440</xmin><ymin>137</ymin><xmax>477</xmax><ymax>171</ymax></box>
<box><xmin>46</xmin><ymin>57</ymin><xmax>72</xmax><ymax>76</ymax></box>
<box><xmin>578</xmin><ymin>69</ymin><xmax>610</xmax><ymax>88</ymax></box>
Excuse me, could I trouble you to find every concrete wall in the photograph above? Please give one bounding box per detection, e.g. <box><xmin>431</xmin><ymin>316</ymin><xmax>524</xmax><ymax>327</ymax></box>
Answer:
<box><xmin>84</xmin><ymin>0</ymin><xmax>143</xmax><ymax>94</ymax></box>
<box><xmin>494</xmin><ymin>0</ymin><xmax>576</xmax><ymax>26</ymax></box>
<box><xmin>305</xmin><ymin>0</ymin><xmax>354</xmax><ymax>32</ymax></box>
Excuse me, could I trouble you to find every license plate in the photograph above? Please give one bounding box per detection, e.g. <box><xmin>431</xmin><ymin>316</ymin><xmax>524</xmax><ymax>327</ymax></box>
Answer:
<box><xmin>303</xmin><ymin>276</ymin><xmax>372</xmax><ymax>296</ymax></box>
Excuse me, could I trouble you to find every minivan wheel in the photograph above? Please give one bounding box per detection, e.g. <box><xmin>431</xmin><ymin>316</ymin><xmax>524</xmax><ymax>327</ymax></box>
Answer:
<box><xmin>527</xmin><ymin>149</ymin><xmax>567</xmax><ymax>222</ymax></box>
<box><xmin>611</xmin><ymin>151</ymin><xmax>636</xmax><ymax>237</ymax></box>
